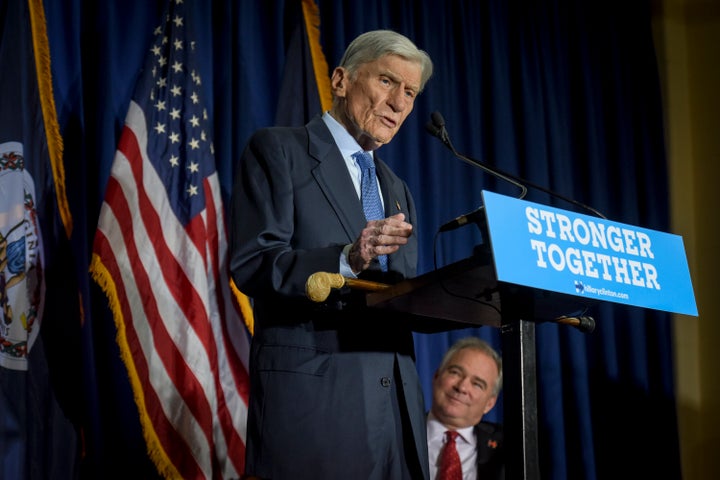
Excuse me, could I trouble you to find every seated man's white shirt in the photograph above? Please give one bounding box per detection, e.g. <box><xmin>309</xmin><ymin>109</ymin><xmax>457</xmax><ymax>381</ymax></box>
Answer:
<box><xmin>427</xmin><ymin>412</ymin><xmax>478</xmax><ymax>480</ymax></box>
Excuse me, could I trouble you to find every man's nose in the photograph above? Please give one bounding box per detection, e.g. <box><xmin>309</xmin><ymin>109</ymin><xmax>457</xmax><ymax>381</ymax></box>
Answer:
<box><xmin>387</xmin><ymin>87</ymin><xmax>409</xmax><ymax>112</ymax></box>
<box><xmin>454</xmin><ymin>377</ymin><xmax>470</xmax><ymax>393</ymax></box>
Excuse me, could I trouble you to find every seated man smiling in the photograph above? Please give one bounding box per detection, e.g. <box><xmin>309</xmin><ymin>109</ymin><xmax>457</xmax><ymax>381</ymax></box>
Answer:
<box><xmin>427</xmin><ymin>337</ymin><xmax>504</xmax><ymax>480</ymax></box>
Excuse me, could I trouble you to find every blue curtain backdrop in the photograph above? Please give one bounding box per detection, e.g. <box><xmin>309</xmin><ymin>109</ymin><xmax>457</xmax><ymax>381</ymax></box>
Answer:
<box><xmin>40</xmin><ymin>0</ymin><xmax>678</xmax><ymax>478</ymax></box>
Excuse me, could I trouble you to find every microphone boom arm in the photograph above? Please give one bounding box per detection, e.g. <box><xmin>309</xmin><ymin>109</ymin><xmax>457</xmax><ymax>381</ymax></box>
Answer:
<box><xmin>426</xmin><ymin>111</ymin><xmax>606</xmax><ymax>219</ymax></box>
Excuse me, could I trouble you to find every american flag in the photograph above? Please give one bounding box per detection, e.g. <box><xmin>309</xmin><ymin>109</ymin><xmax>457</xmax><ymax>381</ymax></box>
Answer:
<box><xmin>90</xmin><ymin>1</ymin><xmax>251</xmax><ymax>478</ymax></box>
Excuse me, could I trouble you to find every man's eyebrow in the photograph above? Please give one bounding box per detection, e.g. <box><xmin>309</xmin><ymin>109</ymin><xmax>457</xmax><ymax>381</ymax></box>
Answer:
<box><xmin>380</xmin><ymin>68</ymin><xmax>420</xmax><ymax>93</ymax></box>
<box><xmin>472</xmin><ymin>376</ymin><xmax>488</xmax><ymax>387</ymax></box>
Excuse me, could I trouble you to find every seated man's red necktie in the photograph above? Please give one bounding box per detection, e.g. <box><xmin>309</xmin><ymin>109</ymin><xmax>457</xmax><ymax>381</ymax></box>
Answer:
<box><xmin>438</xmin><ymin>430</ymin><xmax>462</xmax><ymax>480</ymax></box>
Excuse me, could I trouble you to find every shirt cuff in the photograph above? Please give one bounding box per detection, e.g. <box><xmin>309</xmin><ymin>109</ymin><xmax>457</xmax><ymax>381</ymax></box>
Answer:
<box><xmin>340</xmin><ymin>244</ymin><xmax>357</xmax><ymax>278</ymax></box>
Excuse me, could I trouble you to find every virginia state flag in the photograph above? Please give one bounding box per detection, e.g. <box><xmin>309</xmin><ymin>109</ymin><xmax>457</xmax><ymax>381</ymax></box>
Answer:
<box><xmin>0</xmin><ymin>0</ymin><xmax>78</xmax><ymax>478</ymax></box>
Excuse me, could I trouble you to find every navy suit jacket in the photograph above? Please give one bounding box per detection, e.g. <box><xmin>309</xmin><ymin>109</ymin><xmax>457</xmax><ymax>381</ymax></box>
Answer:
<box><xmin>230</xmin><ymin>116</ymin><xmax>427</xmax><ymax>479</ymax></box>
<box><xmin>474</xmin><ymin>421</ymin><xmax>504</xmax><ymax>480</ymax></box>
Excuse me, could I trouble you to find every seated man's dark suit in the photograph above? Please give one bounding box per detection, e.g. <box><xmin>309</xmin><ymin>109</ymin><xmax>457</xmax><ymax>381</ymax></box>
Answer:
<box><xmin>474</xmin><ymin>421</ymin><xmax>504</xmax><ymax>480</ymax></box>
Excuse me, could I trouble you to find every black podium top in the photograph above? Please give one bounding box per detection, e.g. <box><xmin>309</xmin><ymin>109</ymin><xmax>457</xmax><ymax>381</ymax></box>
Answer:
<box><xmin>365</xmin><ymin>252</ymin><xmax>597</xmax><ymax>333</ymax></box>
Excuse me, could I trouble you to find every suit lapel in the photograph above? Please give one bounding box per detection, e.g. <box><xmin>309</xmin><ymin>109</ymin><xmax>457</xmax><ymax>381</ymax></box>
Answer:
<box><xmin>306</xmin><ymin>117</ymin><xmax>365</xmax><ymax>241</ymax></box>
<box><xmin>374</xmin><ymin>157</ymin><xmax>408</xmax><ymax>219</ymax></box>
<box><xmin>305</xmin><ymin>117</ymin><xmax>413</xmax><ymax>274</ymax></box>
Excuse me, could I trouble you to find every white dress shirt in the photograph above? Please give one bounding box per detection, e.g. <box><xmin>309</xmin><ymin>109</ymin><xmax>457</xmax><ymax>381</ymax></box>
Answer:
<box><xmin>427</xmin><ymin>413</ymin><xmax>478</xmax><ymax>480</ymax></box>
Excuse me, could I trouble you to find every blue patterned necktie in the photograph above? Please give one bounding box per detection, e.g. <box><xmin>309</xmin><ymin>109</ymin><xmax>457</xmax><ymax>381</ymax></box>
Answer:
<box><xmin>353</xmin><ymin>151</ymin><xmax>388</xmax><ymax>271</ymax></box>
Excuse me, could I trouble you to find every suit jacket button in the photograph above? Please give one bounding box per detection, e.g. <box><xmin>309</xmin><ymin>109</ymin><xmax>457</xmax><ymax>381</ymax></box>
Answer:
<box><xmin>380</xmin><ymin>377</ymin><xmax>391</xmax><ymax>387</ymax></box>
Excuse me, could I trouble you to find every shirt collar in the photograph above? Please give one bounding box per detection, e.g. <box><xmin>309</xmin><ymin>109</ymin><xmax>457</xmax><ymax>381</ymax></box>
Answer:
<box><xmin>322</xmin><ymin>111</ymin><xmax>371</xmax><ymax>160</ymax></box>
<box><xmin>427</xmin><ymin>412</ymin><xmax>478</xmax><ymax>447</ymax></box>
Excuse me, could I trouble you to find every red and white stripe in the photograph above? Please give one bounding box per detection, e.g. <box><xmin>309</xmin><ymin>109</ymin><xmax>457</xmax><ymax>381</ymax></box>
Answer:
<box><xmin>92</xmin><ymin>101</ymin><xmax>250</xmax><ymax>479</ymax></box>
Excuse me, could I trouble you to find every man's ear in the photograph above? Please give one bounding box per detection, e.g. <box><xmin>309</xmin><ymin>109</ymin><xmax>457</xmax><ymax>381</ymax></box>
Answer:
<box><xmin>331</xmin><ymin>66</ymin><xmax>348</xmax><ymax>97</ymax></box>
<box><xmin>483</xmin><ymin>395</ymin><xmax>497</xmax><ymax>415</ymax></box>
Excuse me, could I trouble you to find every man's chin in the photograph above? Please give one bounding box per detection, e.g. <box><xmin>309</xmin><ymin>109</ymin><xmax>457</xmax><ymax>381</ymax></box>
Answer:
<box><xmin>368</xmin><ymin>127</ymin><xmax>397</xmax><ymax>146</ymax></box>
<box><xmin>442</xmin><ymin>401</ymin><xmax>466</xmax><ymax>416</ymax></box>
<box><xmin>376</xmin><ymin>133</ymin><xmax>396</xmax><ymax>145</ymax></box>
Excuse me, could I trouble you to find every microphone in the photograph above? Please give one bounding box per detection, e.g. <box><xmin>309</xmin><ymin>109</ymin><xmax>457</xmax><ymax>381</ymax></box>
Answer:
<box><xmin>438</xmin><ymin>206</ymin><xmax>485</xmax><ymax>232</ymax></box>
<box><xmin>555</xmin><ymin>315</ymin><xmax>596</xmax><ymax>333</ymax></box>
<box><xmin>426</xmin><ymin>111</ymin><xmax>607</xmax><ymax>220</ymax></box>
<box><xmin>425</xmin><ymin>112</ymin><xmax>528</xmax><ymax>199</ymax></box>
<box><xmin>429</xmin><ymin>111</ymin><xmax>447</xmax><ymax>140</ymax></box>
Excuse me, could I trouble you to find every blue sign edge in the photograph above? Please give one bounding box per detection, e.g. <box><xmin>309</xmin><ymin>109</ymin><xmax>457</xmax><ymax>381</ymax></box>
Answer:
<box><xmin>481</xmin><ymin>190</ymin><xmax>699</xmax><ymax>317</ymax></box>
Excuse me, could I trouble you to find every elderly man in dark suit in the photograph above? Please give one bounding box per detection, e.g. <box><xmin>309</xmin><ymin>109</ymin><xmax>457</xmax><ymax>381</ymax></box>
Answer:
<box><xmin>230</xmin><ymin>30</ymin><xmax>433</xmax><ymax>479</ymax></box>
<box><xmin>428</xmin><ymin>337</ymin><xmax>504</xmax><ymax>480</ymax></box>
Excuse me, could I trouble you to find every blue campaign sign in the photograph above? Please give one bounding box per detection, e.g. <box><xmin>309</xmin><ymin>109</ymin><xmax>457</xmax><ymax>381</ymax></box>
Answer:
<box><xmin>481</xmin><ymin>190</ymin><xmax>698</xmax><ymax>316</ymax></box>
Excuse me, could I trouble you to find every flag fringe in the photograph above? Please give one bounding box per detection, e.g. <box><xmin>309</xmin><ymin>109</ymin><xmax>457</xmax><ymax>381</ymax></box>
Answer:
<box><xmin>89</xmin><ymin>254</ymin><xmax>182</xmax><ymax>480</ymax></box>
<box><xmin>301</xmin><ymin>0</ymin><xmax>332</xmax><ymax>113</ymax></box>
<box><xmin>27</xmin><ymin>0</ymin><xmax>73</xmax><ymax>238</ymax></box>
<box><xmin>230</xmin><ymin>279</ymin><xmax>254</xmax><ymax>336</ymax></box>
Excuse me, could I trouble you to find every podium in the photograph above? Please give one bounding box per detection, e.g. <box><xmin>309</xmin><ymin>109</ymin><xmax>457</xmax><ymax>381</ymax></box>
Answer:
<box><xmin>362</xmin><ymin>190</ymin><xmax>697</xmax><ymax>480</ymax></box>
<box><xmin>364</xmin><ymin>250</ymin><xmax>593</xmax><ymax>480</ymax></box>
